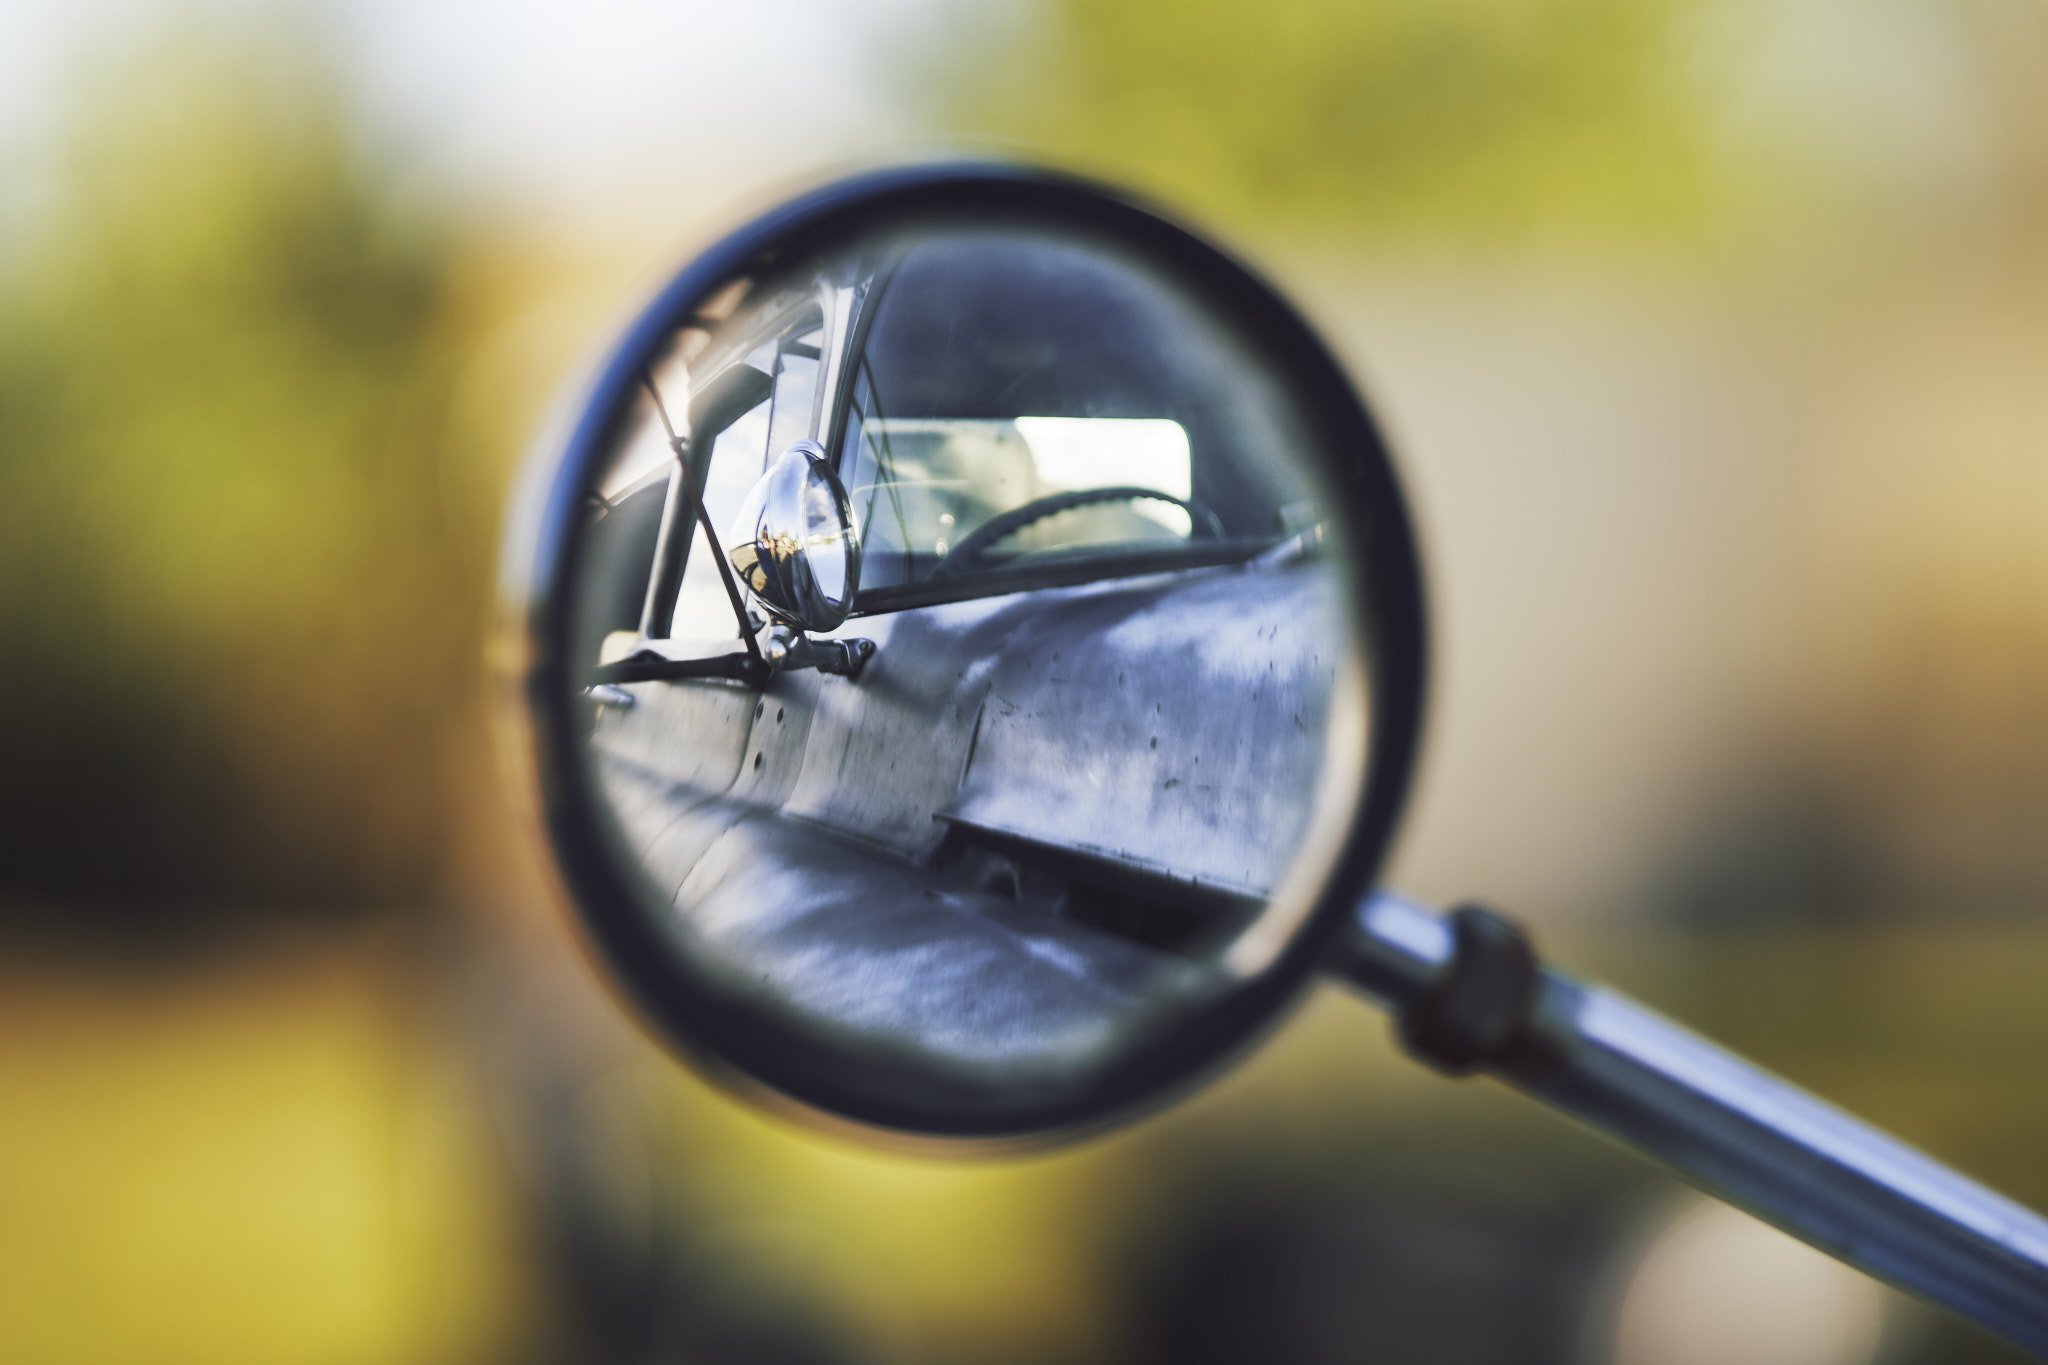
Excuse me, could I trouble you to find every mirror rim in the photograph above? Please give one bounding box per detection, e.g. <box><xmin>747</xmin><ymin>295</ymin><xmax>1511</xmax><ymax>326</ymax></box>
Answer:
<box><xmin>504</xmin><ymin>161</ymin><xmax>1430</xmax><ymax>1144</ymax></box>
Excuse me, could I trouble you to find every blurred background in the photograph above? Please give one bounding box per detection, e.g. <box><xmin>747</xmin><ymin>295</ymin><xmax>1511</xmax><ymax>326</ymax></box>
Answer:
<box><xmin>2</xmin><ymin>0</ymin><xmax>2045</xmax><ymax>1361</ymax></box>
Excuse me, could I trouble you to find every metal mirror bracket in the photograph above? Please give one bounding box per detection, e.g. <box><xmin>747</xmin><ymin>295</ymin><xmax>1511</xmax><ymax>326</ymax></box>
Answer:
<box><xmin>1337</xmin><ymin>892</ymin><xmax>2048</xmax><ymax>1356</ymax></box>
<box><xmin>755</xmin><ymin>622</ymin><xmax>875</xmax><ymax>678</ymax></box>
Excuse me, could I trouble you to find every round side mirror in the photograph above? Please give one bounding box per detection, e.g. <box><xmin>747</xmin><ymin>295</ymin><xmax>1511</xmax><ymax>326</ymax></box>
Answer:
<box><xmin>727</xmin><ymin>440</ymin><xmax>862</xmax><ymax>633</ymax></box>
<box><xmin>498</xmin><ymin>166</ymin><xmax>2048</xmax><ymax>1355</ymax></box>
<box><xmin>504</xmin><ymin>164</ymin><xmax>1426</xmax><ymax>1143</ymax></box>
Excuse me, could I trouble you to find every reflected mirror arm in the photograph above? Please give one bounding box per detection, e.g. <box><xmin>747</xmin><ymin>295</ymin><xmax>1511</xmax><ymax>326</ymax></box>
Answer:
<box><xmin>684</xmin><ymin>484</ymin><xmax>766</xmax><ymax>669</ymax></box>
<box><xmin>640</xmin><ymin>373</ymin><xmax>766</xmax><ymax>670</ymax></box>
<box><xmin>1333</xmin><ymin>892</ymin><xmax>2048</xmax><ymax>1355</ymax></box>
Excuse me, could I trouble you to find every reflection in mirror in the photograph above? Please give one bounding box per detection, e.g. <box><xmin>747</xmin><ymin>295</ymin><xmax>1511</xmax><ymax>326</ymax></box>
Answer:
<box><xmin>559</xmin><ymin>213</ymin><xmax>1374</xmax><ymax>1133</ymax></box>
<box><xmin>726</xmin><ymin>441</ymin><xmax>862</xmax><ymax>635</ymax></box>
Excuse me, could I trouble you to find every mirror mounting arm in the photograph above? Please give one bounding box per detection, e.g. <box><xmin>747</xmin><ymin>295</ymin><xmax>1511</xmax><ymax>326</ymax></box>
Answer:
<box><xmin>639</xmin><ymin>372</ymin><xmax>768</xmax><ymax>669</ymax></box>
<box><xmin>756</xmin><ymin>622</ymin><xmax>875</xmax><ymax>679</ymax></box>
<box><xmin>1335</xmin><ymin>892</ymin><xmax>2048</xmax><ymax>1355</ymax></box>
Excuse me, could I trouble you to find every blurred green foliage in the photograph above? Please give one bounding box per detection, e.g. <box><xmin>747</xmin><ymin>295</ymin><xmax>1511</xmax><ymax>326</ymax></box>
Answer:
<box><xmin>0</xmin><ymin>35</ymin><xmax>490</xmax><ymax>920</ymax></box>
<box><xmin>935</xmin><ymin>0</ymin><xmax>1724</xmax><ymax>242</ymax></box>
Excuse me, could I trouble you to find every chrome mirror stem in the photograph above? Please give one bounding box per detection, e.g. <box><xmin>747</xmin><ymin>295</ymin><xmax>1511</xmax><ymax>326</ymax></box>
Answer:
<box><xmin>1336</xmin><ymin>891</ymin><xmax>2048</xmax><ymax>1356</ymax></box>
<box><xmin>754</xmin><ymin>621</ymin><xmax>875</xmax><ymax>678</ymax></box>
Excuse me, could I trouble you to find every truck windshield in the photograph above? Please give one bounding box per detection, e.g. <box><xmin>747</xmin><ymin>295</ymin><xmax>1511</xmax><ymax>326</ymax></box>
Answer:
<box><xmin>836</xmin><ymin>230</ymin><xmax>1315</xmax><ymax>605</ymax></box>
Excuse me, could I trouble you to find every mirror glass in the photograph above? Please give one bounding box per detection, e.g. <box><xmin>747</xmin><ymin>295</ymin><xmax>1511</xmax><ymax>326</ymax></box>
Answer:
<box><xmin>726</xmin><ymin>442</ymin><xmax>861</xmax><ymax>633</ymax></box>
<box><xmin>530</xmin><ymin>180</ymin><xmax>1417</xmax><ymax>1139</ymax></box>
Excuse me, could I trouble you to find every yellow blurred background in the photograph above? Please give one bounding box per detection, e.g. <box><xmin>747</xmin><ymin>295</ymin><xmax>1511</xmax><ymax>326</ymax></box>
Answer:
<box><xmin>1</xmin><ymin>1</ymin><xmax>2044</xmax><ymax>1362</ymax></box>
